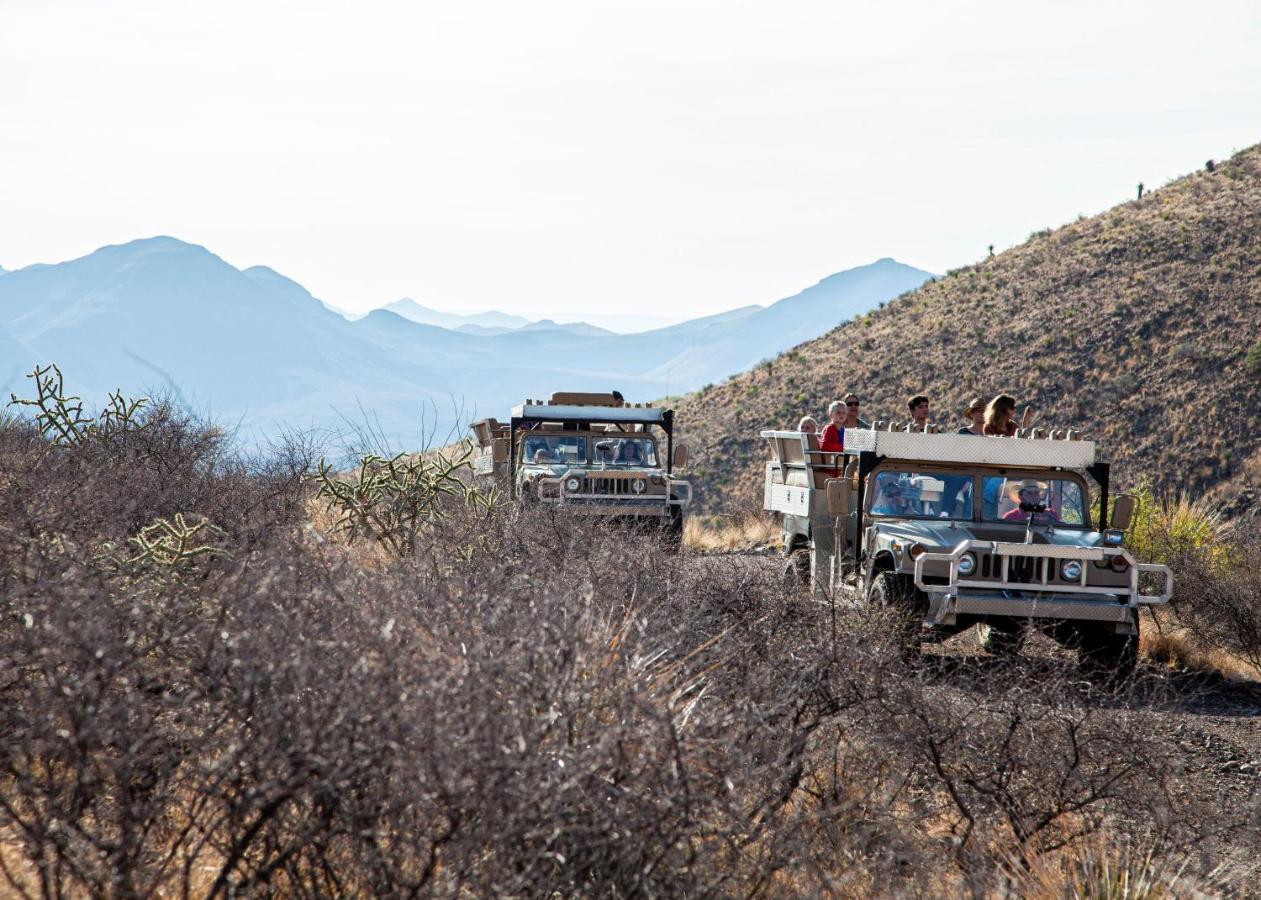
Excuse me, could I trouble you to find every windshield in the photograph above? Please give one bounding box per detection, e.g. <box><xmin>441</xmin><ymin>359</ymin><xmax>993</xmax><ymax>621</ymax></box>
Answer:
<box><xmin>870</xmin><ymin>470</ymin><xmax>973</xmax><ymax>519</ymax></box>
<box><xmin>591</xmin><ymin>436</ymin><xmax>659</xmax><ymax>467</ymax></box>
<box><xmin>981</xmin><ymin>476</ymin><xmax>1086</xmax><ymax>525</ymax></box>
<box><xmin>522</xmin><ymin>435</ymin><xmax>587</xmax><ymax>465</ymax></box>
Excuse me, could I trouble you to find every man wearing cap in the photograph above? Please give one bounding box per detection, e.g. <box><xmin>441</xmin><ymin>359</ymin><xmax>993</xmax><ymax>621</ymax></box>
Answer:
<box><xmin>958</xmin><ymin>397</ymin><xmax>986</xmax><ymax>435</ymax></box>
<box><xmin>1002</xmin><ymin>480</ymin><xmax>1060</xmax><ymax>522</ymax></box>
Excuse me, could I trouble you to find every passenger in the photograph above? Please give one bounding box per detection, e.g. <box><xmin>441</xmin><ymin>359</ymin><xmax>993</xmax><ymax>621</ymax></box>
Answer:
<box><xmin>872</xmin><ymin>481</ymin><xmax>913</xmax><ymax>516</ymax></box>
<box><xmin>1002</xmin><ymin>479</ymin><xmax>1060</xmax><ymax>522</ymax></box>
<box><xmin>958</xmin><ymin>397</ymin><xmax>987</xmax><ymax>435</ymax></box>
<box><xmin>611</xmin><ymin>390</ymin><xmax>625</xmax><ymax>407</ymax></box>
<box><xmin>907</xmin><ymin>394</ymin><xmax>930</xmax><ymax>432</ymax></box>
<box><xmin>797</xmin><ymin>416</ymin><xmax>818</xmax><ymax>434</ymax></box>
<box><xmin>819</xmin><ymin>401</ymin><xmax>845</xmax><ymax>474</ymax></box>
<box><xmin>616</xmin><ymin>440</ymin><xmax>644</xmax><ymax>463</ymax></box>
<box><xmin>841</xmin><ymin>393</ymin><xmax>870</xmax><ymax>429</ymax></box>
<box><xmin>983</xmin><ymin>393</ymin><xmax>1035</xmax><ymax>436</ymax></box>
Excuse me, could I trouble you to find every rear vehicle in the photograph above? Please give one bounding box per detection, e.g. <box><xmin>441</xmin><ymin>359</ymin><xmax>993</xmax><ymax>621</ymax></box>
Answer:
<box><xmin>471</xmin><ymin>391</ymin><xmax>692</xmax><ymax>547</ymax></box>
<box><xmin>762</xmin><ymin>427</ymin><xmax>1171</xmax><ymax>678</ymax></box>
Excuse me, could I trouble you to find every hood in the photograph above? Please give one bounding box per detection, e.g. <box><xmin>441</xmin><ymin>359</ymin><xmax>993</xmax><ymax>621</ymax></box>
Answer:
<box><xmin>876</xmin><ymin>519</ymin><xmax>1102</xmax><ymax>551</ymax></box>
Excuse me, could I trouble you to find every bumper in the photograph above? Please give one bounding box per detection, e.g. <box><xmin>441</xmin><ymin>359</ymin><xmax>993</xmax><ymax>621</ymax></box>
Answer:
<box><xmin>913</xmin><ymin>540</ymin><xmax>1172</xmax><ymax>625</ymax></box>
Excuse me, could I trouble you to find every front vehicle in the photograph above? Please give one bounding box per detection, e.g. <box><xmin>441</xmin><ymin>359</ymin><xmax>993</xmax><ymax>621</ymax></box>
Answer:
<box><xmin>473</xmin><ymin>392</ymin><xmax>692</xmax><ymax>546</ymax></box>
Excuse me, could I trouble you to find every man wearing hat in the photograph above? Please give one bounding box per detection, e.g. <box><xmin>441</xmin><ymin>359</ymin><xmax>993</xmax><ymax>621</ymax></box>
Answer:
<box><xmin>959</xmin><ymin>397</ymin><xmax>986</xmax><ymax>435</ymax></box>
<box><xmin>1002</xmin><ymin>480</ymin><xmax>1060</xmax><ymax>522</ymax></box>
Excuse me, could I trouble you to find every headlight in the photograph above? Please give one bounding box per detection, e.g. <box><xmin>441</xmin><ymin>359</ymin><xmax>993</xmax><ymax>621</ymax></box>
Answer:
<box><xmin>1102</xmin><ymin>529</ymin><xmax>1124</xmax><ymax>546</ymax></box>
<box><xmin>1109</xmin><ymin>555</ymin><xmax>1129</xmax><ymax>573</ymax></box>
<box><xmin>631</xmin><ymin>479</ymin><xmax>646</xmax><ymax>494</ymax></box>
<box><xmin>565</xmin><ymin>477</ymin><xmax>581</xmax><ymax>492</ymax></box>
<box><xmin>957</xmin><ymin>552</ymin><xmax>976</xmax><ymax>576</ymax></box>
<box><xmin>1061</xmin><ymin>560</ymin><xmax>1083</xmax><ymax>581</ymax></box>
<box><xmin>907</xmin><ymin>542</ymin><xmax>926</xmax><ymax>560</ymax></box>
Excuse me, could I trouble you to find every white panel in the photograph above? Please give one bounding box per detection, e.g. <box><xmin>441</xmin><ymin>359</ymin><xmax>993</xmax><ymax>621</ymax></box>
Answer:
<box><xmin>840</xmin><ymin>429</ymin><xmax>1095</xmax><ymax>468</ymax></box>
<box><xmin>765</xmin><ymin>483</ymin><xmax>811</xmax><ymax>516</ymax></box>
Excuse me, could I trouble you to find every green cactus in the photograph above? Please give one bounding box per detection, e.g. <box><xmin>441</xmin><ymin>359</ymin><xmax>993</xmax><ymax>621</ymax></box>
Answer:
<box><xmin>7</xmin><ymin>364</ymin><xmax>148</xmax><ymax>446</ymax></box>
<box><xmin>128</xmin><ymin>513</ymin><xmax>230</xmax><ymax>570</ymax></box>
<box><xmin>313</xmin><ymin>440</ymin><xmax>497</xmax><ymax>556</ymax></box>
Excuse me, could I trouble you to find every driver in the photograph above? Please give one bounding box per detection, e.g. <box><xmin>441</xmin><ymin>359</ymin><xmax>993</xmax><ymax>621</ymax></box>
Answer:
<box><xmin>872</xmin><ymin>480</ymin><xmax>913</xmax><ymax>516</ymax></box>
<box><xmin>1002</xmin><ymin>480</ymin><xmax>1060</xmax><ymax>522</ymax></box>
<box><xmin>532</xmin><ymin>448</ymin><xmax>552</xmax><ymax>464</ymax></box>
<box><xmin>617</xmin><ymin>440</ymin><xmax>645</xmax><ymax>463</ymax></box>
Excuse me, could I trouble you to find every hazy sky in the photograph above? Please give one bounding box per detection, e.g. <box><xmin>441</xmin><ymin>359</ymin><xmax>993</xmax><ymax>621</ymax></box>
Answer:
<box><xmin>3</xmin><ymin>0</ymin><xmax>1260</xmax><ymax>326</ymax></box>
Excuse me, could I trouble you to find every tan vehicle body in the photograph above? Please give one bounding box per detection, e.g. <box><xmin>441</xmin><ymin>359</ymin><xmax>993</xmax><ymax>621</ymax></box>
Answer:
<box><xmin>763</xmin><ymin>426</ymin><xmax>1172</xmax><ymax>676</ymax></box>
<box><xmin>471</xmin><ymin>392</ymin><xmax>692</xmax><ymax>543</ymax></box>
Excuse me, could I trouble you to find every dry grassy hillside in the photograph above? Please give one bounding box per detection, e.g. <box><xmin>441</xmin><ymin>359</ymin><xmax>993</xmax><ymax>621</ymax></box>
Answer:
<box><xmin>676</xmin><ymin>144</ymin><xmax>1261</xmax><ymax>514</ymax></box>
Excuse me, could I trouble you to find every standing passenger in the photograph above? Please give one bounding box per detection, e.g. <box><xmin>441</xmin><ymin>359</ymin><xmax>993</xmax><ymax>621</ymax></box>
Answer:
<box><xmin>959</xmin><ymin>397</ymin><xmax>986</xmax><ymax>435</ymax></box>
<box><xmin>907</xmin><ymin>394</ymin><xmax>930</xmax><ymax>431</ymax></box>
<box><xmin>983</xmin><ymin>394</ymin><xmax>1035</xmax><ymax>436</ymax></box>
<box><xmin>841</xmin><ymin>393</ymin><xmax>870</xmax><ymax>429</ymax></box>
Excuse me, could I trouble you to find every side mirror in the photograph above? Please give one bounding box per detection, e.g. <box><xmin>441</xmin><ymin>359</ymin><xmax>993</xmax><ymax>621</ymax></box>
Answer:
<box><xmin>672</xmin><ymin>443</ymin><xmax>689</xmax><ymax>470</ymax></box>
<box><xmin>826</xmin><ymin>478</ymin><xmax>851</xmax><ymax>516</ymax></box>
<box><xmin>1111</xmin><ymin>494</ymin><xmax>1137</xmax><ymax>531</ymax></box>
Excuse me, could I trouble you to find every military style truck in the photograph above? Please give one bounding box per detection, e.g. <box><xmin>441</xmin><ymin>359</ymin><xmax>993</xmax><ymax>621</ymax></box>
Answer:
<box><xmin>471</xmin><ymin>392</ymin><xmax>692</xmax><ymax>546</ymax></box>
<box><xmin>762</xmin><ymin>427</ymin><xmax>1172</xmax><ymax>677</ymax></box>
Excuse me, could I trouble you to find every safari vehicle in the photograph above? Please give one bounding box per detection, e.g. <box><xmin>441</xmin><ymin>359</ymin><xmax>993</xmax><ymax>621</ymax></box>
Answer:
<box><xmin>471</xmin><ymin>392</ymin><xmax>692</xmax><ymax>546</ymax></box>
<box><xmin>762</xmin><ymin>427</ymin><xmax>1172</xmax><ymax>677</ymax></box>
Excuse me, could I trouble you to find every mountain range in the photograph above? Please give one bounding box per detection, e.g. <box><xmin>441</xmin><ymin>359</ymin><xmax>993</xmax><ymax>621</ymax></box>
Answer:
<box><xmin>0</xmin><ymin>241</ymin><xmax>932</xmax><ymax>450</ymax></box>
<box><xmin>674</xmin><ymin>144</ymin><xmax>1261</xmax><ymax>515</ymax></box>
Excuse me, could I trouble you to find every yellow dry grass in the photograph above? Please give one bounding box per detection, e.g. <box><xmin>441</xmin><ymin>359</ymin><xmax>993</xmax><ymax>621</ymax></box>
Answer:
<box><xmin>684</xmin><ymin>513</ymin><xmax>780</xmax><ymax>552</ymax></box>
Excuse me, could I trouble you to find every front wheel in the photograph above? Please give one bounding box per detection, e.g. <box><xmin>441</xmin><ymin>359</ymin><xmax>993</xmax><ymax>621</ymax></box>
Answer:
<box><xmin>1077</xmin><ymin>619</ymin><xmax>1140</xmax><ymax>684</ymax></box>
<box><xmin>867</xmin><ymin>572</ymin><xmax>926</xmax><ymax>660</ymax></box>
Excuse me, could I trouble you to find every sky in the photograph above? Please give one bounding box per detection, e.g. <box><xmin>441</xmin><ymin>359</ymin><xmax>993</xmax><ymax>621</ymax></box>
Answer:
<box><xmin>3</xmin><ymin>0</ymin><xmax>1260</xmax><ymax>329</ymax></box>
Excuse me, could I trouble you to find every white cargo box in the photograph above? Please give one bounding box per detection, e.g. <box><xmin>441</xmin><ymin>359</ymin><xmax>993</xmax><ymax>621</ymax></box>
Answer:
<box><xmin>841</xmin><ymin>429</ymin><xmax>1096</xmax><ymax>469</ymax></box>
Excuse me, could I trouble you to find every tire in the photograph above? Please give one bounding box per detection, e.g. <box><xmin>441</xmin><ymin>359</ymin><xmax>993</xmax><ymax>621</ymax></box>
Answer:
<box><xmin>662</xmin><ymin>508</ymin><xmax>684</xmax><ymax>553</ymax></box>
<box><xmin>867</xmin><ymin>572</ymin><xmax>925</xmax><ymax>659</ymax></box>
<box><xmin>782</xmin><ymin>547</ymin><xmax>811</xmax><ymax>590</ymax></box>
<box><xmin>1077</xmin><ymin>619</ymin><xmax>1139</xmax><ymax>685</ymax></box>
<box><xmin>977</xmin><ymin>619</ymin><xmax>1028</xmax><ymax>656</ymax></box>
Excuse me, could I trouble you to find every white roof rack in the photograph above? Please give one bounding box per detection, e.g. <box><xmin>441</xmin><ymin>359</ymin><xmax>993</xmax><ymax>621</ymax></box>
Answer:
<box><xmin>512</xmin><ymin>403</ymin><xmax>667</xmax><ymax>423</ymax></box>
<box><xmin>841</xmin><ymin>429</ymin><xmax>1096</xmax><ymax>468</ymax></box>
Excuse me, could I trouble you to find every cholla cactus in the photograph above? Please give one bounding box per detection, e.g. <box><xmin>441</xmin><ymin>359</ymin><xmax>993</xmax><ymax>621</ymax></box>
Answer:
<box><xmin>8</xmin><ymin>364</ymin><xmax>148</xmax><ymax>446</ymax></box>
<box><xmin>313</xmin><ymin>440</ymin><xmax>496</xmax><ymax>556</ymax></box>
<box><xmin>128</xmin><ymin>513</ymin><xmax>230</xmax><ymax>570</ymax></box>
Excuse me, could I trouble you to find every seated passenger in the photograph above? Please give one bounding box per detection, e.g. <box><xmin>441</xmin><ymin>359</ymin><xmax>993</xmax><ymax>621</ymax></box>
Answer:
<box><xmin>1002</xmin><ymin>480</ymin><xmax>1060</xmax><ymax>522</ymax></box>
<box><xmin>819</xmin><ymin>401</ymin><xmax>845</xmax><ymax>474</ymax></box>
<box><xmin>797</xmin><ymin>415</ymin><xmax>818</xmax><ymax>435</ymax></box>
<box><xmin>872</xmin><ymin>481</ymin><xmax>913</xmax><ymax>516</ymax></box>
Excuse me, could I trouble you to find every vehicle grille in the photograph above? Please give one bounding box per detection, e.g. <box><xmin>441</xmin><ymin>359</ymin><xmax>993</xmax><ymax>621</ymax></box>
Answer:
<box><xmin>585</xmin><ymin>477</ymin><xmax>648</xmax><ymax>496</ymax></box>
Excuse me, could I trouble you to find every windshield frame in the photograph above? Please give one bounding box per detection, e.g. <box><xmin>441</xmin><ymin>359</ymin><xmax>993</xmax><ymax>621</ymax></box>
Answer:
<box><xmin>865</xmin><ymin>463</ymin><xmax>1094</xmax><ymax>529</ymax></box>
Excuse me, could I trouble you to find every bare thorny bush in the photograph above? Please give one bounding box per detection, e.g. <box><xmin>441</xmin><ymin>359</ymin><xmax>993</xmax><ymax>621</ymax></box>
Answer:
<box><xmin>0</xmin><ymin>378</ymin><xmax>1241</xmax><ymax>896</ymax></box>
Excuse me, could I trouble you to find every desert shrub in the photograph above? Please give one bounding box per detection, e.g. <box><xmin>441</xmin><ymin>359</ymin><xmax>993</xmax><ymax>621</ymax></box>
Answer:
<box><xmin>1123</xmin><ymin>485</ymin><xmax>1231</xmax><ymax>571</ymax></box>
<box><xmin>1245</xmin><ymin>340</ymin><xmax>1261</xmax><ymax>374</ymax></box>
<box><xmin>1164</xmin><ymin>529</ymin><xmax>1261</xmax><ymax>674</ymax></box>
<box><xmin>0</xmin><ymin>401</ymin><xmax>1240</xmax><ymax>895</ymax></box>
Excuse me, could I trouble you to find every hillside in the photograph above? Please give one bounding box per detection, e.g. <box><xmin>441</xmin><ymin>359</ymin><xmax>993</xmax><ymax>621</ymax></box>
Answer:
<box><xmin>675</xmin><ymin>145</ymin><xmax>1261</xmax><ymax>515</ymax></box>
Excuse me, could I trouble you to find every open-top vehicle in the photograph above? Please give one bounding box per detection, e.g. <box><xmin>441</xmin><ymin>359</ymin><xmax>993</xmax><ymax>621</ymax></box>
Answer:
<box><xmin>762</xmin><ymin>426</ymin><xmax>1172</xmax><ymax>677</ymax></box>
<box><xmin>471</xmin><ymin>392</ymin><xmax>692</xmax><ymax>546</ymax></box>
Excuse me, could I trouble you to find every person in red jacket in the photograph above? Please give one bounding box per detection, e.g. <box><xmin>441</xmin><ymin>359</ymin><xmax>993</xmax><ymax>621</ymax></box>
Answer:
<box><xmin>819</xmin><ymin>400</ymin><xmax>845</xmax><ymax>475</ymax></box>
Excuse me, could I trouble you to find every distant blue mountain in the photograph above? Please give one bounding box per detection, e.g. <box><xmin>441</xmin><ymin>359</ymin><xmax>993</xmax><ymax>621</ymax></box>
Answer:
<box><xmin>0</xmin><ymin>237</ymin><xmax>933</xmax><ymax>449</ymax></box>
